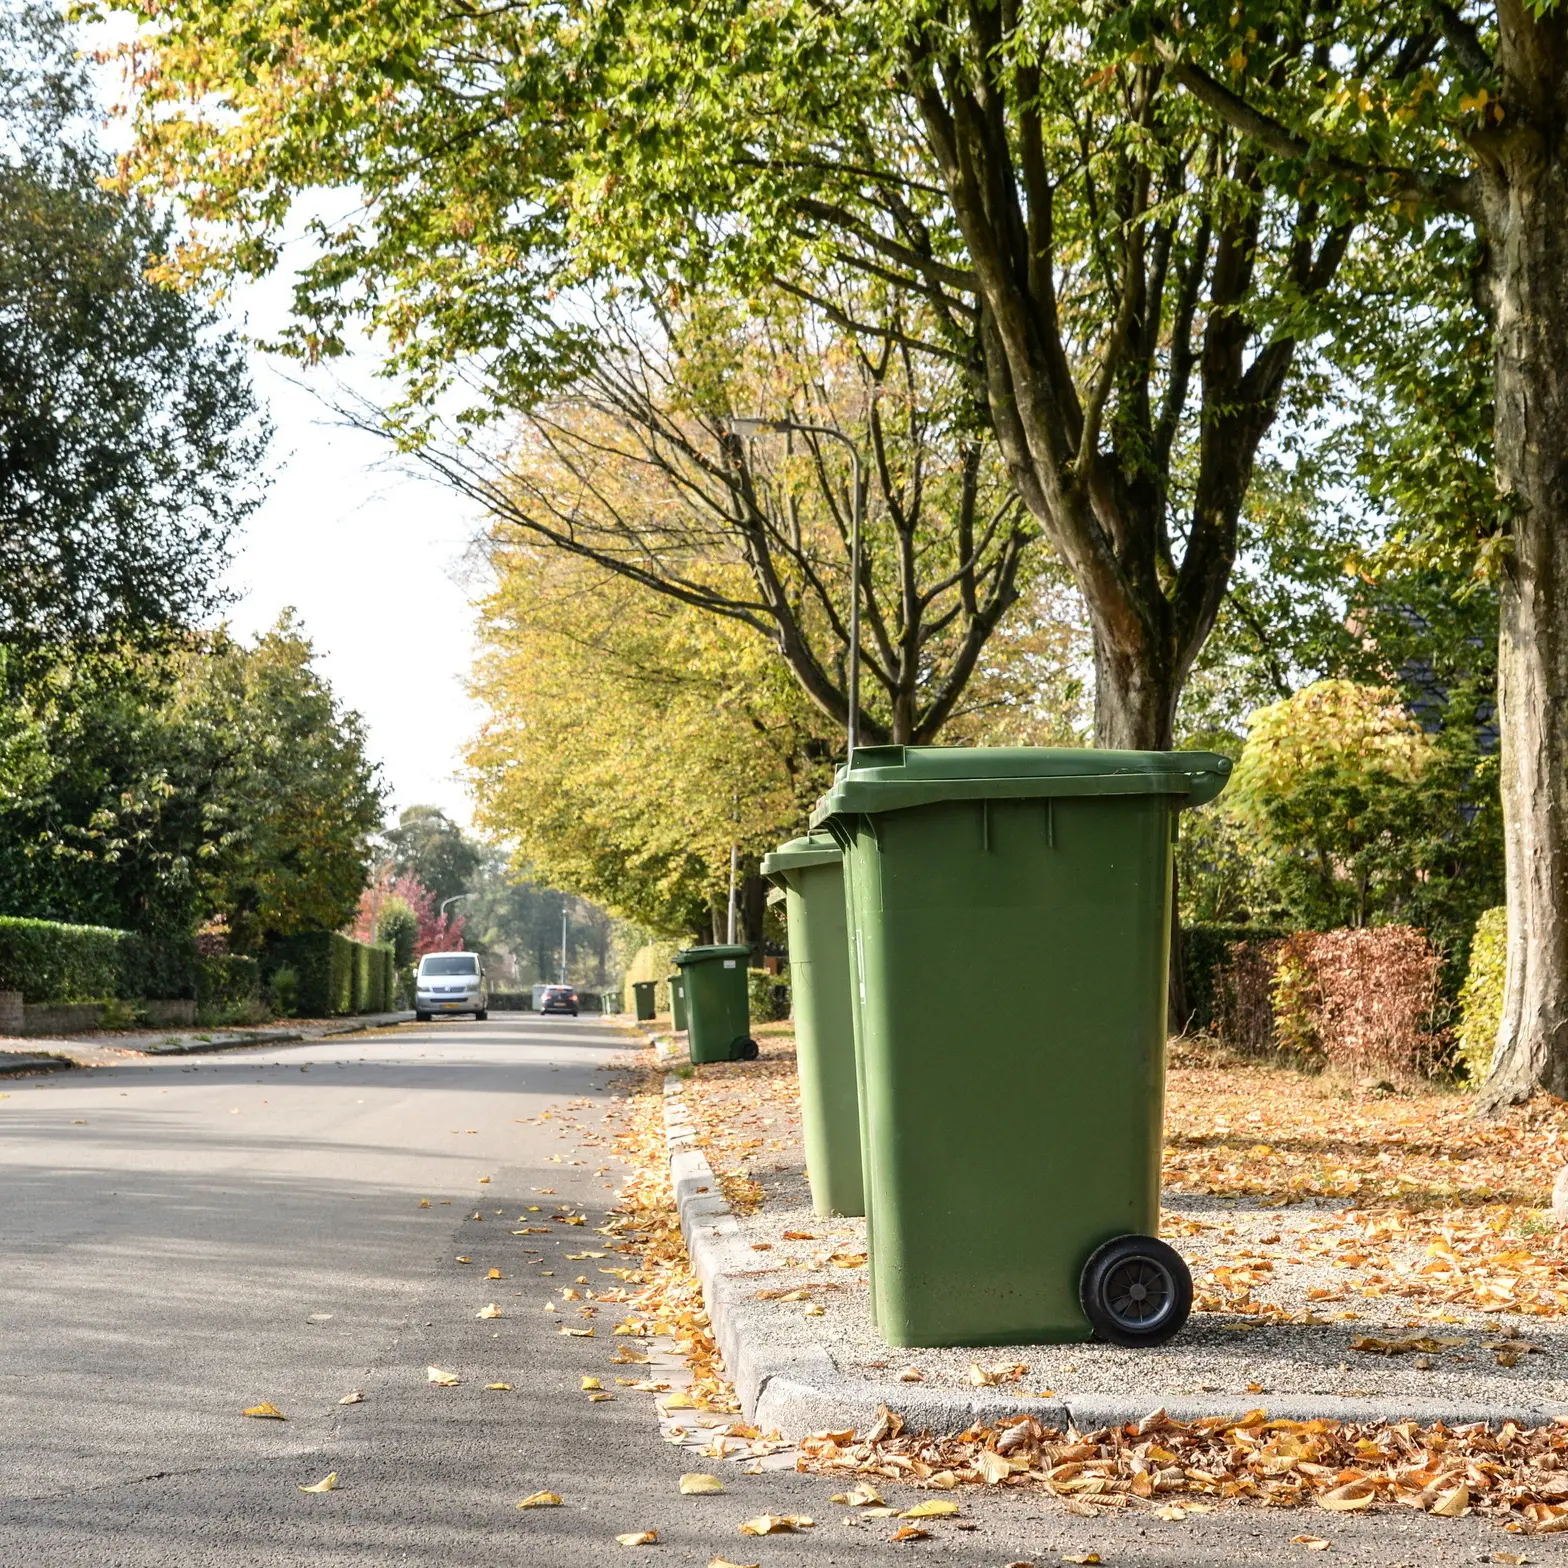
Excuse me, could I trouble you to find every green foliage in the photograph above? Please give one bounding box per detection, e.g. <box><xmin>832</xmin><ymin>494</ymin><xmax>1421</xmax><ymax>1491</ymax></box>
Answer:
<box><xmin>376</xmin><ymin>898</ymin><xmax>418</xmax><ymax>967</ymax></box>
<box><xmin>0</xmin><ymin>915</ymin><xmax>128</xmax><ymax>1003</ymax></box>
<box><xmin>1457</xmin><ymin>907</ymin><xmax>1508</xmax><ymax>1082</ymax></box>
<box><xmin>267</xmin><ymin>965</ymin><xmax>299</xmax><ymax>1018</ymax></box>
<box><xmin>748</xmin><ymin>968</ymin><xmax>789</xmax><ymax>1024</ymax></box>
<box><xmin>385</xmin><ymin>806</ymin><xmax>481</xmax><ymax>911</ymax></box>
<box><xmin>0</xmin><ymin>5</ymin><xmax>267</xmax><ymax>652</ymax></box>
<box><xmin>1176</xmin><ymin>808</ymin><xmax>1270</xmax><ymax>926</ymax></box>
<box><xmin>1223</xmin><ymin>680</ymin><xmax>1501</xmax><ymax>972</ymax></box>
<box><xmin>0</xmin><ymin>617</ymin><xmax>384</xmax><ymax>948</ymax></box>
<box><xmin>195</xmin><ymin>954</ymin><xmax>261</xmax><ymax>1014</ymax></box>
<box><xmin>262</xmin><ymin>932</ymin><xmax>386</xmax><ymax>1017</ymax></box>
<box><xmin>0</xmin><ymin>915</ymin><xmax>195</xmax><ymax>1003</ymax></box>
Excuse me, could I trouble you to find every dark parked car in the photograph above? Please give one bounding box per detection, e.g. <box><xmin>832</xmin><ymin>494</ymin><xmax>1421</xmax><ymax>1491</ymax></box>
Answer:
<box><xmin>540</xmin><ymin>985</ymin><xmax>579</xmax><ymax>1017</ymax></box>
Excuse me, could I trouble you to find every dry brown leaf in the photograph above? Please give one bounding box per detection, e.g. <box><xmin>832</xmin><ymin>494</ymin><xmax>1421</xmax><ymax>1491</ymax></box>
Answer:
<box><xmin>738</xmin><ymin>1514</ymin><xmax>813</xmax><ymax>1535</ymax></box>
<box><xmin>477</xmin><ymin>1303</ymin><xmax>502</xmax><ymax>1319</ymax></box>
<box><xmin>1061</xmin><ymin>1556</ymin><xmax>1101</xmax><ymax>1566</ymax></box>
<box><xmin>975</xmin><ymin>1451</ymin><xmax>1011</xmax><ymax>1486</ymax></box>
<box><xmin>1315</xmin><ymin>1481</ymin><xmax>1376</xmax><ymax>1513</ymax></box>
<box><xmin>426</xmin><ymin>1366</ymin><xmax>460</xmax><ymax>1386</ymax></box>
<box><xmin>615</xmin><ymin>1530</ymin><xmax>657</xmax><ymax>1546</ymax></box>
<box><xmin>902</xmin><ymin>1499</ymin><xmax>959</xmax><ymax>1519</ymax></box>
<box><xmin>1289</xmin><ymin>1537</ymin><xmax>1331</xmax><ymax>1552</ymax></box>
<box><xmin>678</xmin><ymin>1473</ymin><xmax>725</xmax><ymax>1495</ymax></box>
<box><xmin>242</xmin><ymin>1402</ymin><xmax>286</xmax><ymax>1419</ymax></box>
<box><xmin>487</xmin><ymin>1267</ymin><xmax>502</xmax><ymax>1280</ymax></box>
<box><xmin>338</xmin><ymin>1391</ymin><xmax>364</xmax><ymax>1405</ymax></box>
<box><xmin>889</xmin><ymin>1526</ymin><xmax>929</xmax><ymax>1542</ymax></box>
<box><xmin>1428</xmin><ymin>1482</ymin><xmax>1469</xmax><ymax>1517</ymax></box>
<box><xmin>485</xmin><ymin>1382</ymin><xmax>512</xmax><ymax>1391</ymax></box>
<box><xmin>897</xmin><ymin>1367</ymin><xmax>924</xmax><ymax>1383</ymax></box>
<box><xmin>707</xmin><ymin>1560</ymin><xmax>760</xmax><ymax>1568</ymax></box>
<box><xmin>298</xmin><ymin>1472</ymin><xmax>338</xmax><ymax>1494</ymax></box>
<box><xmin>516</xmin><ymin>1491</ymin><xmax>562</xmax><ymax>1509</ymax></box>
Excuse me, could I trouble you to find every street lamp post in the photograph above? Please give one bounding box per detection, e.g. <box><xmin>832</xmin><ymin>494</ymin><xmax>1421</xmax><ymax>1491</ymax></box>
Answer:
<box><xmin>439</xmin><ymin>892</ymin><xmax>471</xmax><ymax>942</ymax></box>
<box><xmin>727</xmin><ymin>417</ymin><xmax>864</xmax><ymax>757</ymax></box>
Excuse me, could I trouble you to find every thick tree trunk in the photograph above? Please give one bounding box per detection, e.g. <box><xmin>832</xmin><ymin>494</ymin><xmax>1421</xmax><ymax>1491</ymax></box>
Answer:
<box><xmin>1478</xmin><ymin>32</ymin><xmax>1568</xmax><ymax>1105</ymax></box>
<box><xmin>1092</xmin><ymin>627</ymin><xmax>1179</xmax><ymax>751</ymax></box>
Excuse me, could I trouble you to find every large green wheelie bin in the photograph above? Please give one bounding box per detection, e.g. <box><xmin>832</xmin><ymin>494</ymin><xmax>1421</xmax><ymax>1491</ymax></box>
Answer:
<box><xmin>674</xmin><ymin>945</ymin><xmax>758</xmax><ymax>1064</ymax></box>
<box><xmin>668</xmin><ymin>974</ymin><xmax>688</xmax><ymax>1032</ymax></box>
<box><xmin>632</xmin><ymin>979</ymin><xmax>657</xmax><ymax>1022</ymax></box>
<box><xmin>762</xmin><ymin>833</ymin><xmax>863</xmax><ymax>1218</ymax></box>
<box><xmin>812</xmin><ymin>744</ymin><xmax>1232</xmax><ymax>1349</ymax></box>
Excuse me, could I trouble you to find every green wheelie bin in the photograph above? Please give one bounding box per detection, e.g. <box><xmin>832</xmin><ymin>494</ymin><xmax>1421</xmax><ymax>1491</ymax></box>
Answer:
<box><xmin>674</xmin><ymin>945</ymin><xmax>758</xmax><ymax>1064</ymax></box>
<box><xmin>632</xmin><ymin>979</ymin><xmax>657</xmax><ymax>1022</ymax></box>
<box><xmin>812</xmin><ymin>744</ymin><xmax>1232</xmax><ymax>1349</ymax></box>
<box><xmin>668</xmin><ymin>974</ymin><xmax>688</xmax><ymax>1032</ymax></box>
<box><xmin>762</xmin><ymin>833</ymin><xmax>863</xmax><ymax>1218</ymax></box>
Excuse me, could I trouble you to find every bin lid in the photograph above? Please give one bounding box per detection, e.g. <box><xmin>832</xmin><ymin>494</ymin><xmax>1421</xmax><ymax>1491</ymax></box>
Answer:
<box><xmin>760</xmin><ymin>832</ymin><xmax>841</xmax><ymax>882</ymax></box>
<box><xmin>810</xmin><ymin>744</ymin><xmax>1232</xmax><ymax>822</ymax></box>
<box><xmin>673</xmin><ymin>944</ymin><xmax>753</xmax><ymax>967</ymax></box>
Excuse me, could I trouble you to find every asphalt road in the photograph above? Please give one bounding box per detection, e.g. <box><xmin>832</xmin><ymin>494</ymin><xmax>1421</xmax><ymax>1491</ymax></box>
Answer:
<box><xmin>0</xmin><ymin>1014</ymin><xmax>1537</xmax><ymax>1566</ymax></box>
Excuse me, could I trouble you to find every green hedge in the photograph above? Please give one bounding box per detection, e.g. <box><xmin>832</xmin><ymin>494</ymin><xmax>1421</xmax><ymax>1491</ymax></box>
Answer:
<box><xmin>0</xmin><ymin>916</ymin><xmax>127</xmax><ymax>1002</ymax></box>
<box><xmin>196</xmin><ymin>954</ymin><xmax>261</xmax><ymax>1012</ymax></box>
<box><xmin>0</xmin><ymin>917</ymin><xmax>197</xmax><ymax>1003</ymax></box>
<box><xmin>748</xmin><ymin>968</ymin><xmax>791</xmax><ymax>1022</ymax></box>
<box><xmin>1179</xmin><ymin>924</ymin><xmax>1287</xmax><ymax>1034</ymax></box>
<box><xmin>1457</xmin><ymin>906</ymin><xmax>1507</xmax><ymax>1082</ymax></box>
<box><xmin>263</xmin><ymin>932</ymin><xmax>394</xmax><ymax>1017</ymax></box>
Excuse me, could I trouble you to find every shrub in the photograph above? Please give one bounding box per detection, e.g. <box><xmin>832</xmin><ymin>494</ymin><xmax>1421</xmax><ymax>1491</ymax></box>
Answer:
<box><xmin>122</xmin><ymin>932</ymin><xmax>199</xmax><ymax>1001</ymax></box>
<box><xmin>1271</xmin><ymin>926</ymin><xmax>1445</xmax><ymax>1080</ymax></box>
<box><xmin>196</xmin><ymin>955</ymin><xmax>262</xmax><ymax>1015</ymax></box>
<box><xmin>1180</xmin><ymin>924</ymin><xmax>1286</xmax><ymax>1034</ymax></box>
<box><xmin>1212</xmin><ymin>938</ymin><xmax>1283</xmax><ymax>1057</ymax></box>
<box><xmin>268</xmin><ymin>966</ymin><xmax>300</xmax><ymax>1018</ymax></box>
<box><xmin>748</xmin><ymin>967</ymin><xmax>790</xmax><ymax>1022</ymax></box>
<box><xmin>1456</xmin><ymin>906</ymin><xmax>1507</xmax><ymax>1082</ymax></box>
<box><xmin>351</xmin><ymin>941</ymin><xmax>373</xmax><ymax>1013</ymax></box>
<box><xmin>377</xmin><ymin>899</ymin><xmax>418</xmax><ymax>967</ymax></box>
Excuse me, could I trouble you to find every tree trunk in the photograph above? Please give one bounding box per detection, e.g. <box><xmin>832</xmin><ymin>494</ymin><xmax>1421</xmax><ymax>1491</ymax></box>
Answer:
<box><xmin>1478</xmin><ymin>25</ymin><xmax>1568</xmax><ymax>1105</ymax></box>
<box><xmin>1092</xmin><ymin>626</ymin><xmax>1178</xmax><ymax>751</ymax></box>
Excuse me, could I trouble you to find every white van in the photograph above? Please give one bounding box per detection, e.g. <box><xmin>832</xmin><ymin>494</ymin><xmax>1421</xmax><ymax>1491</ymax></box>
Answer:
<box><xmin>414</xmin><ymin>951</ymin><xmax>489</xmax><ymax>1022</ymax></box>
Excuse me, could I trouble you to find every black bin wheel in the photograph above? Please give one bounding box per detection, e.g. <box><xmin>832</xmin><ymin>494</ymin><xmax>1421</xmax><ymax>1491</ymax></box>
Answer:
<box><xmin>733</xmin><ymin>1037</ymin><xmax>760</xmax><ymax>1061</ymax></box>
<box><xmin>1079</xmin><ymin>1234</ymin><xmax>1192</xmax><ymax>1348</ymax></box>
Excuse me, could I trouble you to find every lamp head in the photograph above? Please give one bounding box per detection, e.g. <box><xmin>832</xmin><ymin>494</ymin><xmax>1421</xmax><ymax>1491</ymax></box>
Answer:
<box><xmin>726</xmin><ymin>416</ymin><xmax>793</xmax><ymax>439</ymax></box>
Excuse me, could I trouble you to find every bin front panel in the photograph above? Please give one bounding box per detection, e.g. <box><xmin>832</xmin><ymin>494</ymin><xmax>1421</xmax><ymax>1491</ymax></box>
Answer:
<box><xmin>679</xmin><ymin>951</ymin><xmax>752</xmax><ymax>1064</ymax></box>
<box><xmin>784</xmin><ymin>859</ymin><xmax>864</xmax><ymax>1218</ymax></box>
<box><xmin>632</xmin><ymin>979</ymin><xmax>658</xmax><ymax>1022</ymax></box>
<box><xmin>668</xmin><ymin>975</ymin><xmax>688</xmax><ymax>1032</ymax></box>
<box><xmin>847</xmin><ymin>793</ymin><xmax>1172</xmax><ymax>1347</ymax></box>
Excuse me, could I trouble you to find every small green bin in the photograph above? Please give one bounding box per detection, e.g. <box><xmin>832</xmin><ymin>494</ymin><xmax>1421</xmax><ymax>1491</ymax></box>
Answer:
<box><xmin>632</xmin><ymin>979</ymin><xmax>657</xmax><ymax>1022</ymax></box>
<box><xmin>812</xmin><ymin>744</ymin><xmax>1231</xmax><ymax>1349</ymax></box>
<box><xmin>762</xmin><ymin>833</ymin><xmax>863</xmax><ymax>1218</ymax></box>
<box><xmin>668</xmin><ymin>974</ymin><xmax>687</xmax><ymax>1032</ymax></box>
<box><xmin>674</xmin><ymin>945</ymin><xmax>757</xmax><ymax>1064</ymax></box>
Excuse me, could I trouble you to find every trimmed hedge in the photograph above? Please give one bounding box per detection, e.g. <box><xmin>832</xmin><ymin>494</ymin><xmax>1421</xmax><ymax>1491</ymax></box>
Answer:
<box><xmin>263</xmin><ymin>932</ymin><xmax>394</xmax><ymax>1017</ymax></box>
<box><xmin>1457</xmin><ymin>906</ymin><xmax>1507</xmax><ymax>1082</ymax></box>
<box><xmin>0</xmin><ymin>917</ymin><xmax>197</xmax><ymax>1003</ymax></box>
<box><xmin>196</xmin><ymin>954</ymin><xmax>261</xmax><ymax>1012</ymax></box>
<box><xmin>748</xmin><ymin>967</ymin><xmax>791</xmax><ymax>1022</ymax></box>
<box><xmin>1179</xmin><ymin>923</ymin><xmax>1287</xmax><ymax>1034</ymax></box>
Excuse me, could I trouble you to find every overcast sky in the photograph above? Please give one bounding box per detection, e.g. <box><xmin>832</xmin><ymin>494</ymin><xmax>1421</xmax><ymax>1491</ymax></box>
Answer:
<box><xmin>217</xmin><ymin>279</ymin><xmax>486</xmax><ymax>831</ymax></box>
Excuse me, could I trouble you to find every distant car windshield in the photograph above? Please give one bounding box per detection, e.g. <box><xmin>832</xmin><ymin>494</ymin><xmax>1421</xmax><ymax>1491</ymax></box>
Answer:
<box><xmin>422</xmin><ymin>955</ymin><xmax>478</xmax><ymax>977</ymax></box>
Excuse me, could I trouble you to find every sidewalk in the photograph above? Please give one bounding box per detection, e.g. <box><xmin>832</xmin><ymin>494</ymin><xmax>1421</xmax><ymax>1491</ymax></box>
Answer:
<box><xmin>0</xmin><ymin>1011</ymin><xmax>416</xmax><ymax>1073</ymax></box>
<box><xmin>654</xmin><ymin>1029</ymin><xmax>1568</xmax><ymax>1436</ymax></box>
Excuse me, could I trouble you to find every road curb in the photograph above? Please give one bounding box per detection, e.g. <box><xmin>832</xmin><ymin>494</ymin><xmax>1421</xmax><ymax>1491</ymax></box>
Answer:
<box><xmin>138</xmin><ymin>1012</ymin><xmax>418</xmax><ymax>1056</ymax></box>
<box><xmin>0</xmin><ymin>1053</ymin><xmax>71</xmax><ymax>1077</ymax></box>
<box><xmin>661</xmin><ymin>1071</ymin><xmax>1567</xmax><ymax>1438</ymax></box>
